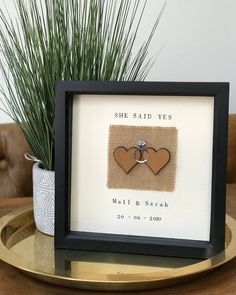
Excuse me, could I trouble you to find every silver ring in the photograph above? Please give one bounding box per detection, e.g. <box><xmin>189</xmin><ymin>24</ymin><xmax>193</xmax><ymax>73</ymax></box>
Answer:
<box><xmin>134</xmin><ymin>149</ymin><xmax>149</xmax><ymax>164</ymax></box>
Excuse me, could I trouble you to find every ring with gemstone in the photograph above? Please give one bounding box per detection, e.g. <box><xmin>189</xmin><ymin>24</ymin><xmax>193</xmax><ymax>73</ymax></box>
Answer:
<box><xmin>134</xmin><ymin>139</ymin><xmax>149</xmax><ymax>163</ymax></box>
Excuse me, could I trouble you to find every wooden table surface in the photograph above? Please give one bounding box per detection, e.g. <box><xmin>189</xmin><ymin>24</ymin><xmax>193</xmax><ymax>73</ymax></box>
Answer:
<box><xmin>0</xmin><ymin>184</ymin><xmax>235</xmax><ymax>295</ymax></box>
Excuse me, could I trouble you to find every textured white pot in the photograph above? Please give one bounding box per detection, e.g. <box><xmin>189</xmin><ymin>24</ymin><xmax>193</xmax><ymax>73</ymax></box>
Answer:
<box><xmin>33</xmin><ymin>163</ymin><xmax>55</xmax><ymax>236</ymax></box>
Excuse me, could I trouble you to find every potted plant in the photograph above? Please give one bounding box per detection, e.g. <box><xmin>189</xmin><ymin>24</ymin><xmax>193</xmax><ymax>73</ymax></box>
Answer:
<box><xmin>0</xmin><ymin>0</ymin><xmax>164</xmax><ymax>235</ymax></box>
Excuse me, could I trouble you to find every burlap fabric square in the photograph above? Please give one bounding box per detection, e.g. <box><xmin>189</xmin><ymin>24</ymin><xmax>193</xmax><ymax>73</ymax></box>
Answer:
<box><xmin>107</xmin><ymin>125</ymin><xmax>177</xmax><ymax>192</ymax></box>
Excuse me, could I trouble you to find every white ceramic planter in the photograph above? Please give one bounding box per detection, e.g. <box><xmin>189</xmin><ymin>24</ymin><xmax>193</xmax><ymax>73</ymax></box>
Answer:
<box><xmin>33</xmin><ymin>163</ymin><xmax>55</xmax><ymax>236</ymax></box>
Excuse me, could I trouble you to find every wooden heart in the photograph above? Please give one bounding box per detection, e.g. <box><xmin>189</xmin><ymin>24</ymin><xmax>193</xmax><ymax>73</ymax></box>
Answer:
<box><xmin>113</xmin><ymin>147</ymin><xmax>140</xmax><ymax>174</ymax></box>
<box><xmin>144</xmin><ymin>148</ymin><xmax>171</xmax><ymax>175</ymax></box>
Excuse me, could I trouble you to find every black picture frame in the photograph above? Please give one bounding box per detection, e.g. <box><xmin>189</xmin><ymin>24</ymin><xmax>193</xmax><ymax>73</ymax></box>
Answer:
<box><xmin>55</xmin><ymin>81</ymin><xmax>229</xmax><ymax>259</ymax></box>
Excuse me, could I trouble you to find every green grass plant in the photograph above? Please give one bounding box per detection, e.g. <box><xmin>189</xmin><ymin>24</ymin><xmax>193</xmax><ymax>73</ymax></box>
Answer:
<box><xmin>0</xmin><ymin>0</ymin><xmax>164</xmax><ymax>170</ymax></box>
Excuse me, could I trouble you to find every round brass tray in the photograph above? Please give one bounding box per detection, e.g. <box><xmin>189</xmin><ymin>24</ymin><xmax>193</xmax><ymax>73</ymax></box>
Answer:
<box><xmin>0</xmin><ymin>206</ymin><xmax>235</xmax><ymax>291</ymax></box>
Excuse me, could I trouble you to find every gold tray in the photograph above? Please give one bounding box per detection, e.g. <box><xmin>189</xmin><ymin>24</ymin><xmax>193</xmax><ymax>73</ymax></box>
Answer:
<box><xmin>0</xmin><ymin>206</ymin><xmax>235</xmax><ymax>291</ymax></box>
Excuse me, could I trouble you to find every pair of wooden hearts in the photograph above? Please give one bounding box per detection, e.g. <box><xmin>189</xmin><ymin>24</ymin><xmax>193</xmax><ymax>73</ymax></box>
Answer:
<box><xmin>113</xmin><ymin>146</ymin><xmax>171</xmax><ymax>175</ymax></box>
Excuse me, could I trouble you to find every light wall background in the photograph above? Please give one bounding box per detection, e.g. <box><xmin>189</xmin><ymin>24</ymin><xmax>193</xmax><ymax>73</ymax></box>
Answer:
<box><xmin>0</xmin><ymin>0</ymin><xmax>236</xmax><ymax>123</ymax></box>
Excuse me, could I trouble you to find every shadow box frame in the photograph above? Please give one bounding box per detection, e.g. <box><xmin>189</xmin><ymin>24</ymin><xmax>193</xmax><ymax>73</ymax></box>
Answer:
<box><xmin>55</xmin><ymin>81</ymin><xmax>229</xmax><ymax>259</ymax></box>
